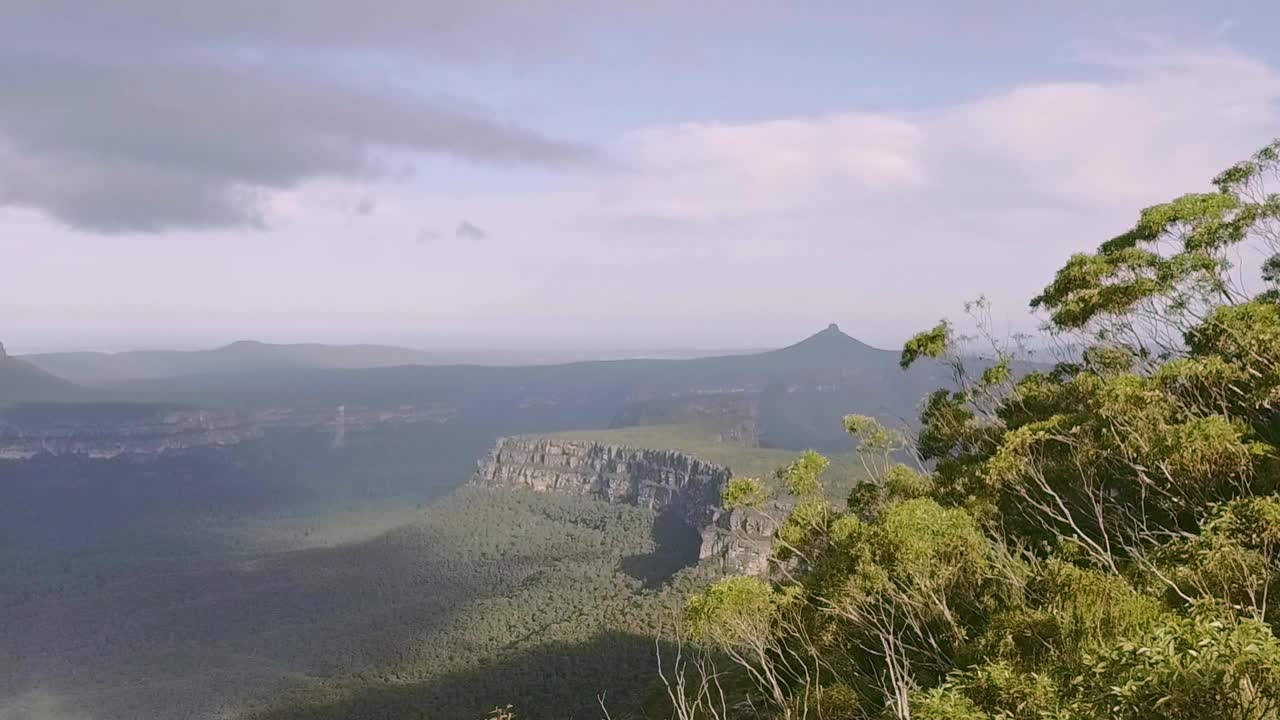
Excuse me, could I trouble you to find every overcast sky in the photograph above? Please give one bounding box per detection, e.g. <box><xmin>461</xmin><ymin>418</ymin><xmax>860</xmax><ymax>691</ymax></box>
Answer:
<box><xmin>4</xmin><ymin>1</ymin><xmax>1280</xmax><ymax>352</ymax></box>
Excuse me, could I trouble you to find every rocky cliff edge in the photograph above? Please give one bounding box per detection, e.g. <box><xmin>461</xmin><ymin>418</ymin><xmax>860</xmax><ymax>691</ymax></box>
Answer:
<box><xmin>472</xmin><ymin>436</ymin><xmax>779</xmax><ymax>576</ymax></box>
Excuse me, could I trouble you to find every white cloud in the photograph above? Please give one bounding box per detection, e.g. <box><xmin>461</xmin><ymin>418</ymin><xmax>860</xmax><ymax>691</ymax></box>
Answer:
<box><xmin>5</xmin><ymin>44</ymin><xmax>1279</xmax><ymax>349</ymax></box>
<box><xmin>946</xmin><ymin>47</ymin><xmax>1280</xmax><ymax>210</ymax></box>
<box><xmin>601</xmin><ymin>114</ymin><xmax>927</xmax><ymax>224</ymax></box>
<box><xmin>595</xmin><ymin>45</ymin><xmax>1279</xmax><ymax>229</ymax></box>
<box><xmin>531</xmin><ymin>44</ymin><xmax>1279</xmax><ymax>340</ymax></box>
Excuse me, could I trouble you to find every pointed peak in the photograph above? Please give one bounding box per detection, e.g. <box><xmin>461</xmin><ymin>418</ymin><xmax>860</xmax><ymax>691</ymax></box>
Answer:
<box><xmin>765</xmin><ymin>324</ymin><xmax>882</xmax><ymax>364</ymax></box>
<box><xmin>799</xmin><ymin>323</ymin><xmax>856</xmax><ymax>344</ymax></box>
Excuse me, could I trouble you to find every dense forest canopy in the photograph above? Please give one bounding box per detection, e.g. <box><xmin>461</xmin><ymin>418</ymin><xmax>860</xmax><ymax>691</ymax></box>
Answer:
<box><xmin>673</xmin><ymin>140</ymin><xmax>1280</xmax><ymax>720</ymax></box>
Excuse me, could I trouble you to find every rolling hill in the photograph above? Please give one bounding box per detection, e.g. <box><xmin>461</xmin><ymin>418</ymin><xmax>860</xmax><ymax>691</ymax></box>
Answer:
<box><xmin>20</xmin><ymin>340</ymin><xmax>762</xmax><ymax>386</ymax></box>
<box><xmin>7</xmin><ymin>325</ymin><xmax>955</xmax><ymax>452</ymax></box>
<box><xmin>0</xmin><ymin>343</ymin><xmax>96</xmax><ymax>406</ymax></box>
<box><xmin>19</xmin><ymin>341</ymin><xmax>452</xmax><ymax>386</ymax></box>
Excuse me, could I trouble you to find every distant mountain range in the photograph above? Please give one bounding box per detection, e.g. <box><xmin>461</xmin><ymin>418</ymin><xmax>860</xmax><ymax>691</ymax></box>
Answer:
<box><xmin>18</xmin><ymin>340</ymin><xmax>763</xmax><ymax>386</ymax></box>
<box><xmin>19</xmin><ymin>340</ymin><xmax>451</xmax><ymax>386</ymax></box>
<box><xmin>2</xmin><ymin>325</ymin><xmax>959</xmax><ymax>452</ymax></box>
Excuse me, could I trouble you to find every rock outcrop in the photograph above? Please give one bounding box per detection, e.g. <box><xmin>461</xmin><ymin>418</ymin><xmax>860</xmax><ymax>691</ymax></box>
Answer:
<box><xmin>472</xmin><ymin>436</ymin><xmax>779</xmax><ymax>575</ymax></box>
<box><xmin>699</xmin><ymin>503</ymin><xmax>785</xmax><ymax>576</ymax></box>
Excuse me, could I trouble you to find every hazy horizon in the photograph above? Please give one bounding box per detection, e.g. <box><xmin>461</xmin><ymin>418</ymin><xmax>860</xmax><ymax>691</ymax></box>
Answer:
<box><xmin>3</xmin><ymin>332</ymin><xmax>775</xmax><ymax>357</ymax></box>
<box><xmin>7</xmin><ymin>321</ymin><xmax>877</xmax><ymax>357</ymax></box>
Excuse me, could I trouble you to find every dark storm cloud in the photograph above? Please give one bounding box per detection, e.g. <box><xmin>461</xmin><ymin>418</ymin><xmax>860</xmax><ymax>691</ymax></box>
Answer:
<box><xmin>0</xmin><ymin>3</ymin><xmax>601</xmax><ymax>233</ymax></box>
<box><xmin>455</xmin><ymin>221</ymin><xmax>488</xmax><ymax>241</ymax></box>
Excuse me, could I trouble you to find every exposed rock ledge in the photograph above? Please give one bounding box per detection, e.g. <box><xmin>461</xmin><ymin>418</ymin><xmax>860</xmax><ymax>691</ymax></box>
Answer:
<box><xmin>471</xmin><ymin>436</ymin><xmax>780</xmax><ymax>576</ymax></box>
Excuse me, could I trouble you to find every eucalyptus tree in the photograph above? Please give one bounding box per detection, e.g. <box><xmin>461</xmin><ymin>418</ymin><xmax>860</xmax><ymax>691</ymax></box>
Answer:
<box><xmin>676</xmin><ymin>139</ymin><xmax>1280</xmax><ymax>720</ymax></box>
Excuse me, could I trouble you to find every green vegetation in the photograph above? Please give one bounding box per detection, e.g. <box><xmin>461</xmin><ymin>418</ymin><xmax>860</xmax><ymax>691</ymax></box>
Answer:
<box><xmin>4</xmin><ymin>415</ymin><xmax>717</xmax><ymax>720</ymax></box>
<box><xmin>243</xmin><ymin>488</ymin><xmax>715</xmax><ymax>720</ymax></box>
<box><xmin>1</xmin><ymin>481</ymin><xmax>714</xmax><ymax>720</ymax></box>
<box><xmin>674</xmin><ymin>140</ymin><xmax>1280</xmax><ymax>720</ymax></box>
<box><xmin>723</xmin><ymin>477</ymin><xmax>769</xmax><ymax>510</ymax></box>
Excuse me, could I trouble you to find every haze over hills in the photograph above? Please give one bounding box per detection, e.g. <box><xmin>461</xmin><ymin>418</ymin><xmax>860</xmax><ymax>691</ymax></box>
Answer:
<box><xmin>19</xmin><ymin>340</ymin><xmax>766</xmax><ymax>387</ymax></box>
<box><xmin>18</xmin><ymin>341</ymin><xmax>446</xmax><ymax>385</ymax></box>
<box><xmin>0</xmin><ymin>342</ymin><xmax>98</xmax><ymax>406</ymax></box>
<box><xmin>1</xmin><ymin>325</ymin><xmax>957</xmax><ymax>455</ymax></box>
<box><xmin>702</xmin><ymin>322</ymin><xmax>888</xmax><ymax>369</ymax></box>
<box><xmin>39</xmin><ymin>326</ymin><xmax>944</xmax><ymax>449</ymax></box>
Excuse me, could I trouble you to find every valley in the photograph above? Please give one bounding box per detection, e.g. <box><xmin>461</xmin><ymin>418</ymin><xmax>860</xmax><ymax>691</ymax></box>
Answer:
<box><xmin>0</xmin><ymin>326</ymin><xmax>903</xmax><ymax>720</ymax></box>
<box><xmin>2</xmin><ymin>482</ymin><xmax>707</xmax><ymax>720</ymax></box>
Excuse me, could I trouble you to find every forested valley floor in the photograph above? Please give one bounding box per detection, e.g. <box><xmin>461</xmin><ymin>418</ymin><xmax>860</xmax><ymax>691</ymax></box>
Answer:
<box><xmin>2</xmin><ymin>479</ymin><xmax>717</xmax><ymax>720</ymax></box>
<box><xmin>1</xmin><ymin>420</ymin><xmax>744</xmax><ymax>720</ymax></box>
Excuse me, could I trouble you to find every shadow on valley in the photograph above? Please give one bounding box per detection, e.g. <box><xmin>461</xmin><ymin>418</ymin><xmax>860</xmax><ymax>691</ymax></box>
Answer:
<box><xmin>618</xmin><ymin>509</ymin><xmax>703</xmax><ymax>589</ymax></box>
<box><xmin>1</xmin><ymin>511</ymin><xmax>524</xmax><ymax>720</ymax></box>
<box><xmin>247</xmin><ymin>631</ymin><xmax>677</xmax><ymax>720</ymax></box>
<box><xmin>0</xmin><ymin>419</ymin><xmax>490</xmax><ymax>554</ymax></box>
<box><xmin>0</xmin><ymin>419</ymin><xmax>550</xmax><ymax>720</ymax></box>
<box><xmin>1</xmin><ymin>476</ymin><xmax>705</xmax><ymax>720</ymax></box>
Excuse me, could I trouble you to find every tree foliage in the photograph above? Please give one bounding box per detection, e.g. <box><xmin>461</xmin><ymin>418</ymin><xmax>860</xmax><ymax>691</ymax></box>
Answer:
<box><xmin>676</xmin><ymin>139</ymin><xmax>1280</xmax><ymax>720</ymax></box>
<box><xmin>725</xmin><ymin>476</ymin><xmax>771</xmax><ymax>510</ymax></box>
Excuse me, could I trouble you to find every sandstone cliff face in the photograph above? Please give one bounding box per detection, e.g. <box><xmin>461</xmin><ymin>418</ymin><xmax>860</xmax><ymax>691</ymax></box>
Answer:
<box><xmin>472</xmin><ymin>436</ymin><xmax>778</xmax><ymax>575</ymax></box>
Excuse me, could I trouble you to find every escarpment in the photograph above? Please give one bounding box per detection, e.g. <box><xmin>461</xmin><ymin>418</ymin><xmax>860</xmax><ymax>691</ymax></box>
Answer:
<box><xmin>0</xmin><ymin>404</ymin><xmax>452</xmax><ymax>460</ymax></box>
<box><xmin>472</xmin><ymin>436</ymin><xmax>779</xmax><ymax>575</ymax></box>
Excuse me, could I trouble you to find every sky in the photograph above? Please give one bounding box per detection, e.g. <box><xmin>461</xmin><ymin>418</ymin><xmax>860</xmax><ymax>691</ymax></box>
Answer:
<box><xmin>4</xmin><ymin>1</ymin><xmax>1280</xmax><ymax>353</ymax></box>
